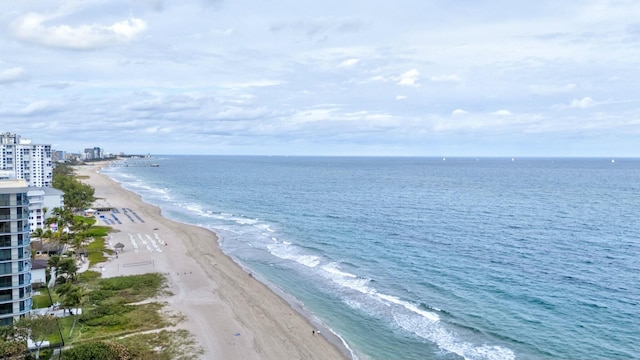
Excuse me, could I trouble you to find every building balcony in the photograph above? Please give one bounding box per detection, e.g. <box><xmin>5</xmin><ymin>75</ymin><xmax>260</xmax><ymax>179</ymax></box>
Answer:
<box><xmin>0</xmin><ymin>214</ymin><xmax>30</xmax><ymax>221</ymax></box>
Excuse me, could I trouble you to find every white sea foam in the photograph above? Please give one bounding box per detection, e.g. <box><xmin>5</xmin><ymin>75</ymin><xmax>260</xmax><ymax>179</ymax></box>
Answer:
<box><xmin>235</xmin><ymin>218</ymin><xmax>259</xmax><ymax>225</ymax></box>
<box><xmin>318</xmin><ymin>263</ymin><xmax>373</xmax><ymax>294</ymax></box>
<box><xmin>376</xmin><ymin>293</ymin><xmax>439</xmax><ymax>322</ymax></box>
<box><xmin>322</xmin><ymin>262</ymin><xmax>357</xmax><ymax>278</ymax></box>
<box><xmin>392</xmin><ymin>311</ymin><xmax>514</xmax><ymax>360</ymax></box>
<box><xmin>332</xmin><ymin>277</ymin><xmax>373</xmax><ymax>294</ymax></box>
<box><xmin>267</xmin><ymin>243</ymin><xmax>321</xmax><ymax>268</ymax></box>
<box><xmin>185</xmin><ymin>203</ymin><xmax>203</xmax><ymax>213</ymax></box>
<box><xmin>255</xmin><ymin>224</ymin><xmax>275</xmax><ymax>232</ymax></box>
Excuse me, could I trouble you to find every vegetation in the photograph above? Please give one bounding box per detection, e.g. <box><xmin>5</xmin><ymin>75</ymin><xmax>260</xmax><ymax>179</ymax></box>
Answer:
<box><xmin>63</xmin><ymin>341</ymin><xmax>130</xmax><ymax>360</ymax></box>
<box><xmin>52</xmin><ymin>163</ymin><xmax>95</xmax><ymax>212</ymax></box>
<box><xmin>2</xmin><ymin>163</ymin><xmax>200</xmax><ymax>358</ymax></box>
<box><xmin>115</xmin><ymin>330</ymin><xmax>203</xmax><ymax>360</ymax></box>
<box><xmin>86</xmin><ymin>237</ymin><xmax>111</xmax><ymax>266</ymax></box>
<box><xmin>1</xmin><ymin>269</ymin><xmax>192</xmax><ymax>359</ymax></box>
<box><xmin>14</xmin><ymin>315</ymin><xmax>59</xmax><ymax>360</ymax></box>
<box><xmin>0</xmin><ymin>325</ymin><xmax>27</xmax><ymax>359</ymax></box>
<box><xmin>31</xmin><ymin>292</ymin><xmax>53</xmax><ymax>309</ymax></box>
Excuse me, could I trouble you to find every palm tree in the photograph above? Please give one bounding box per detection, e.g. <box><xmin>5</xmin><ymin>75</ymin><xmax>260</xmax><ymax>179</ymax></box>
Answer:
<box><xmin>55</xmin><ymin>283</ymin><xmax>73</xmax><ymax>314</ymax></box>
<box><xmin>62</xmin><ymin>285</ymin><xmax>86</xmax><ymax>319</ymax></box>
<box><xmin>55</xmin><ymin>257</ymin><xmax>78</xmax><ymax>285</ymax></box>
<box><xmin>31</xmin><ymin>228</ymin><xmax>46</xmax><ymax>258</ymax></box>
<box><xmin>31</xmin><ymin>227</ymin><xmax>45</xmax><ymax>241</ymax></box>
<box><xmin>47</xmin><ymin>255</ymin><xmax>61</xmax><ymax>269</ymax></box>
<box><xmin>47</xmin><ymin>255</ymin><xmax>61</xmax><ymax>286</ymax></box>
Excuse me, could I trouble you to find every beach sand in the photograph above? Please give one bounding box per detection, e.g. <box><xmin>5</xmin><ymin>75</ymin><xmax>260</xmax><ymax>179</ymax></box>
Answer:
<box><xmin>76</xmin><ymin>163</ymin><xmax>350</xmax><ymax>360</ymax></box>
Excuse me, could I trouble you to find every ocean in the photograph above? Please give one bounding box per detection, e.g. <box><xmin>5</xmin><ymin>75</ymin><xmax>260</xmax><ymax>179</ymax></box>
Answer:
<box><xmin>101</xmin><ymin>156</ymin><xmax>640</xmax><ymax>360</ymax></box>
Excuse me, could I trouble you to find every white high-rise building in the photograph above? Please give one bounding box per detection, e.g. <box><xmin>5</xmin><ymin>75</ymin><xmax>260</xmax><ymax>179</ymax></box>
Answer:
<box><xmin>0</xmin><ymin>133</ymin><xmax>53</xmax><ymax>188</ymax></box>
<box><xmin>0</xmin><ymin>179</ymin><xmax>32</xmax><ymax>325</ymax></box>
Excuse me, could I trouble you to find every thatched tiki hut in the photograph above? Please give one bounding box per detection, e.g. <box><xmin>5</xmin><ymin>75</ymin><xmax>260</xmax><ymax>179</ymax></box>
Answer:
<box><xmin>114</xmin><ymin>242</ymin><xmax>125</xmax><ymax>253</ymax></box>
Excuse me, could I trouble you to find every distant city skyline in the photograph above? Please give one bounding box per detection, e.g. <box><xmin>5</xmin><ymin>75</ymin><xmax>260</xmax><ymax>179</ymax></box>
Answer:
<box><xmin>1</xmin><ymin>1</ymin><xmax>639</xmax><ymax>157</ymax></box>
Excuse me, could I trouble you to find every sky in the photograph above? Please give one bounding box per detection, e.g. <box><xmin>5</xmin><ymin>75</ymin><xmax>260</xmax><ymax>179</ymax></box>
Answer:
<box><xmin>1</xmin><ymin>0</ymin><xmax>639</xmax><ymax>157</ymax></box>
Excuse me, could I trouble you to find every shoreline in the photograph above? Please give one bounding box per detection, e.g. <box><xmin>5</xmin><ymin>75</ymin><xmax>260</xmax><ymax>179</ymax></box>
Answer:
<box><xmin>76</xmin><ymin>162</ymin><xmax>352</xmax><ymax>360</ymax></box>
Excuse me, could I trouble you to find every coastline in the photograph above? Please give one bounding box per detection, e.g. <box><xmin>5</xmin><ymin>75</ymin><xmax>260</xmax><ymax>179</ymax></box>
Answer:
<box><xmin>76</xmin><ymin>162</ymin><xmax>351</xmax><ymax>360</ymax></box>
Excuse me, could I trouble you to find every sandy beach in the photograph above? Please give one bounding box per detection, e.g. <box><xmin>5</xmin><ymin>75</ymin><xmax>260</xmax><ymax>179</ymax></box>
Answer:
<box><xmin>76</xmin><ymin>163</ymin><xmax>350</xmax><ymax>360</ymax></box>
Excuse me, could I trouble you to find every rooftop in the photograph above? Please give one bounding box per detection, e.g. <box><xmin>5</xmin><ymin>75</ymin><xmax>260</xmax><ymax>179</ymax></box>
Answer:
<box><xmin>0</xmin><ymin>179</ymin><xmax>28</xmax><ymax>189</ymax></box>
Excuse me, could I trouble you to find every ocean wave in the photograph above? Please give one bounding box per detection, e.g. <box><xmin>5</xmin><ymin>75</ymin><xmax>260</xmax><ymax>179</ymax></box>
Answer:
<box><xmin>267</xmin><ymin>243</ymin><xmax>322</xmax><ymax>268</ymax></box>
<box><xmin>393</xmin><ymin>312</ymin><xmax>515</xmax><ymax>360</ymax></box>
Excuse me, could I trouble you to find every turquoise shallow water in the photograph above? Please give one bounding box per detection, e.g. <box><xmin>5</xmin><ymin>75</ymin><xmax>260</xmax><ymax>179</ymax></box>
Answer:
<box><xmin>102</xmin><ymin>156</ymin><xmax>640</xmax><ymax>360</ymax></box>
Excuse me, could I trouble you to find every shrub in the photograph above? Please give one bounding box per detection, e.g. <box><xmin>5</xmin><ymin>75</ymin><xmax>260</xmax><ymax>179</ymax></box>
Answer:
<box><xmin>63</xmin><ymin>341</ymin><xmax>130</xmax><ymax>360</ymax></box>
<box><xmin>78</xmin><ymin>270</ymin><xmax>101</xmax><ymax>282</ymax></box>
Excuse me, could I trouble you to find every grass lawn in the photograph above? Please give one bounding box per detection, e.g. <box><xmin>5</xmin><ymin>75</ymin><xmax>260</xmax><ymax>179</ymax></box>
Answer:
<box><xmin>31</xmin><ymin>292</ymin><xmax>53</xmax><ymax>309</ymax></box>
<box><xmin>86</xmin><ymin>237</ymin><xmax>113</xmax><ymax>266</ymax></box>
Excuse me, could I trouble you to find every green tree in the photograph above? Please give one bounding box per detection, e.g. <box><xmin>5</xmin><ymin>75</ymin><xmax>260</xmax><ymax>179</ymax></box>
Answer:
<box><xmin>30</xmin><ymin>228</ymin><xmax>45</xmax><ymax>241</ymax></box>
<box><xmin>52</xmin><ymin>172</ymin><xmax>95</xmax><ymax>212</ymax></box>
<box><xmin>14</xmin><ymin>315</ymin><xmax>58</xmax><ymax>360</ymax></box>
<box><xmin>55</xmin><ymin>257</ymin><xmax>78</xmax><ymax>284</ymax></box>
<box><xmin>56</xmin><ymin>283</ymin><xmax>86</xmax><ymax>324</ymax></box>
<box><xmin>0</xmin><ymin>324</ymin><xmax>27</xmax><ymax>359</ymax></box>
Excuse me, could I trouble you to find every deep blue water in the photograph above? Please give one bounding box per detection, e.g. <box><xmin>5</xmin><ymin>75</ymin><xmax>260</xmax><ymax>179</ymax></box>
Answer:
<box><xmin>101</xmin><ymin>156</ymin><xmax>640</xmax><ymax>360</ymax></box>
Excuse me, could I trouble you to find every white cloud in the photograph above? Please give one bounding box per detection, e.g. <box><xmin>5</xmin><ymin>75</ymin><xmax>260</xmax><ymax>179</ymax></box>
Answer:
<box><xmin>398</xmin><ymin>69</ymin><xmax>420</xmax><ymax>86</ymax></box>
<box><xmin>12</xmin><ymin>12</ymin><xmax>147</xmax><ymax>49</ymax></box>
<box><xmin>338</xmin><ymin>58</ymin><xmax>360</xmax><ymax>68</ymax></box>
<box><xmin>0</xmin><ymin>67</ymin><xmax>28</xmax><ymax>84</ymax></box>
<box><xmin>0</xmin><ymin>100</ymin><xmax>61</xmax><ymax>116</ymax></box>
<box><xmin>110</xmin><ymin>18</ymin><xmax>148</xmax><ymax>39</ymax></box>
<box><xmin>370</xmin><ymin>75</ymin><xmax>388</xmax><ymax>82</ymax></box>
<box><xmin>431</xmin><ymin>74</ymin><xmax>461</xmax><ymax>82</ymax></box>
<box><xmin>571</xmin><ymin>97</ymin><xmax>594</xmax><ymax>109</ymax></box>
<box><xmin>2</xmin><ymin>1</ymin><xmax>640</xmax><ymax>156</ymax></box>
<box><xmin>491</xmin><ymin>110</ymin><xmax>512</xmax><ymax>116</ymax></box>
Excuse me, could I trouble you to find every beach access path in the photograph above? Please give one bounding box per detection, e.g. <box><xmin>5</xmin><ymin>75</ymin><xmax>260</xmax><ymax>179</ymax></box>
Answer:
<box><xmin>76</xmin><ymin>164</ymin><xmax>349</xmax><ymax>360</ymax></box>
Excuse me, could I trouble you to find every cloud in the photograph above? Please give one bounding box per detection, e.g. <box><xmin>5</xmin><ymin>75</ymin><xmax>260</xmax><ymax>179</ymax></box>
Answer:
<box><xmin>529</xmin><ymin>83</ymin><xmax>576</xmax><ymax>95</ymax></box>
<box><xmin>39</xmin><ymin>82</ymin><xmax>71</xmax><ymax>89</ymax></box>
<box><xmin>431</xmin><ymin>74</ymin><xmax>461</xmax><ymax>82</ymax></box>
<box><xmin>396</xmin><ymin>95</ymin><xmax>407</xmax><ymax>100</ymax></box>
<box><xmin>12</xmin><ymin>12</ymin><xmax>148</xmax><ymax>49</ymax></box>
<box><xmin>0</xmin><ymin>67</ymin><xmax>28</xmax><ymax>84</ymax></box>
<box><xmin>269</xmin><ymin>18</ymin><xmax>361</xmax><ymax>41</ymax></box>
<box><xmin>0</xmin><ymin>100</ymin><xmax>62</xmax><ymax>116</ymax></box>
<box><xmin>571</xmin><ymin>97</ymin><xmax>594</xmax><ymax>108</ymax></box>
<box><xmin>452</xmin><ymin>109</ymin><xmax>468</xmax><ymax>116</ymax></box>
<box><xmin>398</xmin><ymin>69</ymin><xmax>420</xmax><ymax>86</ymax></box>
<box><xmin>338</xmin><ymin>58</ymin><xmax>360</xmax><ymax>68</ymax></box>
<box><xmin>491</xmin><ymin>110</ymin><xmax>512</xmax><ymax>116</ymax></box>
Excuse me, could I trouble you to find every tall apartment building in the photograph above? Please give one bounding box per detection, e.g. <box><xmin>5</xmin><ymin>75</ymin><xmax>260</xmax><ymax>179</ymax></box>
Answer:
<box><xmin>0</xmin><ymin>179</ymin><xmax>32</xmax><ymax>325</ymax></box>
<box><xmin>0</xmin><ymin>132</ymin><xmax>53</xmax><ymax>188</ymax></box>
<box><xmin>83</xmin><ymin>147</ymin><xmax>103</xmax><ymax>160</ymax></box>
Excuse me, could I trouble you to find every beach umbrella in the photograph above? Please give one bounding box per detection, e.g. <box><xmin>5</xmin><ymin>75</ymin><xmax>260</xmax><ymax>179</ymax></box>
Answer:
<box><xmin>114</xmin><ymin>242</ymin><xmax>125</xmax><ymax>253</ymax></box>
